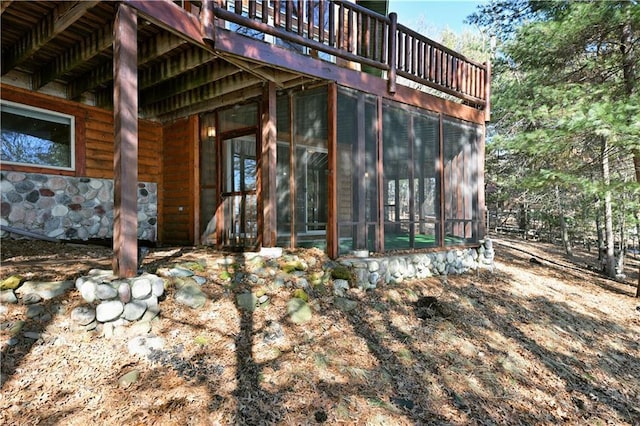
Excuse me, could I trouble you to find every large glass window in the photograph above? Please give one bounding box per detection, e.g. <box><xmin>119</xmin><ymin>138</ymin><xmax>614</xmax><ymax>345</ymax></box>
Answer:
<box><xmin>337</xmin><ymin>88</ymin><xmax>379</xmax><ymax>254</ymax></box>
<box><xmin>382</xmin><ymin>102</ymin><xmax>440</xmax><ymax>250</ymax></box>
<box><xmin>443</xmin><ymin>117</ymin><xmax>480</xmax><ymax>244</ymax></box>
<box><xmin>276</xmin><ymin>87</ymin><xmax>328</xmax><ymax>249</ymax></box>
<box><xmin>1</xmin><ymin>101</ymin><xmax>74</xmax><ymax>170</ymax></box>
<box><xmin>293</xmin><ymin>88</ymin><xmax>328</xmax><ymax>240</ymax></box>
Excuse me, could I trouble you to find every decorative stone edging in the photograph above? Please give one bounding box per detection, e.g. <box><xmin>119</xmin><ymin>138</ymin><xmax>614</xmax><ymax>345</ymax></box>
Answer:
<box><xmin>72</xmin><ymin>269</ymin><xmax>165</xmax><ymax>332</ymax></box>
<box><xmin>339</xmin><ymin>239</ymin><xmax>495</xmax><ymax>290</ymax></box>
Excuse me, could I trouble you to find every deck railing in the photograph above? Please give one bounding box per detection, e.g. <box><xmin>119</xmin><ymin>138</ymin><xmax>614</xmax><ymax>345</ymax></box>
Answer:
<box><xmin>198</xmin><ymin>0</ymin><xmax>488</xmax><ymax>109</ymax></box>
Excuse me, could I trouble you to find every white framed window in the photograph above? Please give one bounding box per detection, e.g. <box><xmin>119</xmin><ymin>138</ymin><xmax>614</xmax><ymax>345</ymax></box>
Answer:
<box><xmin>1</xmin><ymin>100</ymin><xmax>75</xmax><ymax>171</ymax></box>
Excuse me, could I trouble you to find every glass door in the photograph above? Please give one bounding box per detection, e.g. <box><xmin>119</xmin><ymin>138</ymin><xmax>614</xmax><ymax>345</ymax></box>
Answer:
<box><xmin>220</xmin><ymin>133</ymin><xmax>258</xmax><ymax>248</ymax></box>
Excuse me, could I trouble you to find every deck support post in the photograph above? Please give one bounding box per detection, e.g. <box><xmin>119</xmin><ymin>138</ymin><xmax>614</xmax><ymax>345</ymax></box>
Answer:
<box><xmin>327</xmin><ymin>82</ymin><xmax>338</xmax><ymax>259</ymax></box>
<box><xmin>261</xmin><ymin>81</ymin><xmax>277</xmax><ymax>247</ymax></box>
<box><xmin>113</xmin><ymin>4</ymin><xmax>138</xmax><ymax>278</ymax></box>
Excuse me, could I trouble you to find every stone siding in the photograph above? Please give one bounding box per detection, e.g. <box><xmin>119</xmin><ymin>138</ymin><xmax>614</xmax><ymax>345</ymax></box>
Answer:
<box><xmin>1</xmin><ymin>171</ymin><xmax>157</xmax><ymax>241</ymax></box>
<box><xmin>339</xmin><ymin>239</ymin><xmax>495</xmax><ymax>290</ymax></box>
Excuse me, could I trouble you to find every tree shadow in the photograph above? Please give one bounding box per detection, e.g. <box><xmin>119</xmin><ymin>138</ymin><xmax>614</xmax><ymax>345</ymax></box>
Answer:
<box><xmin>1</xmin><ymin>294</ymin><xmax>67</xmax><ymax>388</ymax></box>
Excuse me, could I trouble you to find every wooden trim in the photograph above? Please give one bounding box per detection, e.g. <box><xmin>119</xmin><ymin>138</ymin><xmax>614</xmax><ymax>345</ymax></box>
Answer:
<box><xmin>0</xmin><ymin>84</ymin><xmax>87</xmax><ymax>177</ymax></box>
<box><xmin>113</xmin><ymin>4</ymin><xmax>138</xmax><ymax>278</ymax></box>
<box><xmin>484</xmin><ymin>59</ymin><xmax>491</xmax><ymax>122</ymax></box>
<box><xmin>212</xmin><ymin>29</ymin><xmax>485</xmax><ymax>124</ymax></box>
<box><xmin>437</xmin><ymin>113</ymin><xmax>445</xmax><ymax>247</ymax></box>
<box><xmin>327</xmin><ymin>82</ymin><xmax>338</xmax><ymax>259</ymax></box>
<box><xmin>478</xmin><ymin>125</ymin><xmax>486</xmax><ymax>240</ymax></box>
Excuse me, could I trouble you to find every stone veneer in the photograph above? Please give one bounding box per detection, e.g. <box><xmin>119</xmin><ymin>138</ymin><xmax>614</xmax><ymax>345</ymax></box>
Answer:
<box><xmin>340</xmin><ymin>239</ymin><xmax>495</xmax><ymax>290</ymax></box>
<box><xmin>0</xmin><ymin>171</ymin><xmax>157</xmax><ymax>241</ymax></box>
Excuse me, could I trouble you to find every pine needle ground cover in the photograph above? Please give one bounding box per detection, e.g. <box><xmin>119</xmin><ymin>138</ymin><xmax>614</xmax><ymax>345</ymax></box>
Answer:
<box><xmin>1</xmin><ymin>237</ymin><xmax>639</xmax><ymax>425</ymax></box>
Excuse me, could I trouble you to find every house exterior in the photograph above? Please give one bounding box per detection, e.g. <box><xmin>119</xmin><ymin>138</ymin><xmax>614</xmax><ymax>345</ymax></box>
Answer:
<box><xmin>1</xmin><ymin>0</ymin><xmax>490</xmax><ymax>277</ymax></box>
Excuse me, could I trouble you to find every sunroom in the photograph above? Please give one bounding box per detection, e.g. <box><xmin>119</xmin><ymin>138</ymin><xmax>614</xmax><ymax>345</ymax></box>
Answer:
<box><xmin>0</xmin><ymin>0</ymin><xmax>489</xmax><ymax>277</ymax></box>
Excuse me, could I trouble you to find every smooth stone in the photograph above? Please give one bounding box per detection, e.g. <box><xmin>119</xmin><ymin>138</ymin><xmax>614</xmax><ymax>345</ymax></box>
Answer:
<box><xmin>168</xmin><ymin>267</ymin><xmax>194</xmax><ymax>278</ymax></box>
<box><xmin>0</xmin><ymin>290</ymin><xmax>18</xmax><ymax>304</ymax></box>
<box><xmin>79</xmin><ymin>281</ymin><xmax>97</xmax><ymax>303</ymax></box>
<box><xmin>131</xmin><ymin>278</ymin><xmax>152</xmax><ymax>299</ymax></box>
<box><xmin>0</xmin><ymin>275</ymin><xmax>23</xmax><ymax>290</ymax></box>
<box><xmin>139</xmin><ymin>309</ymin><xmax>159</xmax><ymax>323</ymax></box>
<box><xmin>71</xmin><ymin>306</ymin><xmax>96</xmax><ymax>326</ymax></box>
<box><xmin>16</xmin><ymin>280</ymin><xmax>73</xmax><ymax>300</ymax></box>
<box><xmin>26</xmin><ymin>304</ymin><xmax>45</xmax><ymax>319</ymax></box>
<box><xmin>118</xmin><ymin>370</ymin><xmax>140</xmax><ymax>388</ymax></box>
<box><xmin>334</xmin><ymin>297</ymin><xmax>358</xmax><ymax>312</ymax></box>
<box><xmin>333</xmin><ymin>279</ymin><xmax>349</xmax><ymax>297</ymax></box>
<box><xmin>96</xmin><ymin>284</ymin><xmax>118</xmax><ymax>300</ymax></box>
<box><xmin>22</xmin><ymin>293</ymin><xmax>43</xmax><ymax>305</ymax></box>
<box><xmin>23</xmin><ymin>331</ymin><xmax>41</xmax><ymax>340</ymax></box>
<box><xmin>127</xmin><ymin>335</ymin><xmax>165</xmax><ymax>357</ymax></box>
<box><xmin>96</xmin><ymin>300</ymin><xmax>124</xmax><ymax>322</ymax></box>
<box><xmin>127</xmin><ymin>321</ymin><xmax>152</xmax><ymax>337</ymax></box>
<box><xmin>287</xmin><ymin>298</ymin><xmax>312</xmax><ymax>324</ymax></box>
<box><xmin>237</xmin><ymin>293</ymin><xmax>258</xmax><ymax>312</ymax></box>
<box><xmin>192</xmin><ymin>276</ymin><xmax>207</xmax><ymax>286</ymax></box>
<box><xmin>118</xmin><ymin>282</ymin><xmax>131</xmax><ymax>303</ymax></box>
<box><xmin>150</xmin><ymin>276</ymin><xmax>165</xmax><ymax>297</ymax></box>
<box><xmin>82</xmin><ymin>319</ymin><xmax>98</xmax><ymax>331</ymax></box>
<box><xmin>175</xmin><ymin>283</ymin><xmax>207</xmax><ymax>309</ymax></box>
<box><xmin>123</xmin><ymin>301</ymin><xmax>147</xmax><ymax>321</ymax></box>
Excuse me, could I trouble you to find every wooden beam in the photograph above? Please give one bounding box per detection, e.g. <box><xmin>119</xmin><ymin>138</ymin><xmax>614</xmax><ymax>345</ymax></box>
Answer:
<box><xmin>145</xmin><ymin>73</ymin><xmax>262</xmax><ymax>117</ymax></box>
<box><xmin>34</xmin><ymin>22</ymin><xmax>114</xmax><ymax>89</ymax></box>
<box><xmin>327</xmin><ymin>82</ymin><xmax>338</xmax><ymax>259</ymax></box>
<box><xmin>68</xmin><ymin>61</ymin><xmax>113</xmax><ymax>101</ymax></box>
<box><xmin>113</xmin><ymin>4</ymin><xmax>138</xmax><ymax>278</ymax></box>
<box><xmin>140</xmin><ymin>48</ymin><xmax>217</xmax><ymax>91</ymax></box>
<box><xmin>1</xmin><ymin>1</ymin><xmax>100</xmax><ymax>74</ymax></box>
<box><xmin>139</xmin><ymin>32</ymin><xmax>189</xmax><ymax>64</ymax></box>
<box><xmin>141</xmin><ymin>60</ymin><xmax>239</xmax><ymax>105</ymax></box>
<box><xmin>261</xmin><ymin>82</ymin><xmax>277</xmax><ymax>247</ymax></box>
<box><xmin>123</xmin><ymin>0</ymin><xmax>211</xmax><ymax>49</ymax></box>
<box><xmin>0</xmin><ymin>0</ymin><xmax>14</xmax><ymax>16</ymax></box>
<box><xmin>156</xmin><ymin>84</ymin><xmax>264</xmax><ymax>122</ymax></box>
<box><xmin>69</xmin><ymin>31</ymin><xmax>190</xmax><ymax>100</ymax></box>
<box><xmin>219</xmin><ymin>55</ymin><xmax>282</xmax><ymax>85</ymax></box>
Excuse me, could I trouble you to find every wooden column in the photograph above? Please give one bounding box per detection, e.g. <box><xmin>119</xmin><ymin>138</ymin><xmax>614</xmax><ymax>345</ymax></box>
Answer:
<box><xmin>387</xmin><ymin>12</ymin><xmax>397</xmax><ymax>94</ymax></box>
<box><xmin>327</xmin><ymin>82</ymin><xmax>338</xmax><ymax>259</ymax></box>
<box><xmin>484</xmin><ymin>59</ymin><xmax>491</xmax><ymax>122</ymax></box>
<box><xmin>261</xmin><ymin>82</ymin><xmax>277</xmax><ymax>247</ymax></box>
<box><xmin>113</xmin><ymin>4</ymin><xmax>138</xmax><ymax>278</ymax></box>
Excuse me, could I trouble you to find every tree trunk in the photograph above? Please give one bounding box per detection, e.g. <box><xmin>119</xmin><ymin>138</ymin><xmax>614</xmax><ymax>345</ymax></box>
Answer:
<box><xmin>620</xmin><ymin>4</ymin><xmax>639</xmax><ymax>294</ymax></box>
<box><xmin>595</xmin><ymin>196</ymin><xmax>605</xmax><ymax>270</ymax></box>
<box><xmin>601</xmin><ymin>136</ymin><xmax>616</xmax><ymax>278</ymax></box>
<box><xmin>617</xmin><ymin>209</ymin><xmax>625</xmax><ymax>277</ymax></box>
<box><xmin>556</xmin><ymin>185</ymin><xmax>573</xmax><ymax>258</ymax></box>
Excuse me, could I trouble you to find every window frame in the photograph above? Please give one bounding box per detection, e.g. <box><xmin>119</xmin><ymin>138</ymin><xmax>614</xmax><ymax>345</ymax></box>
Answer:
<box><xmin>1</xmin><ymin>99</ymin><xmax>76</xmax><ymax>171</ymax></box>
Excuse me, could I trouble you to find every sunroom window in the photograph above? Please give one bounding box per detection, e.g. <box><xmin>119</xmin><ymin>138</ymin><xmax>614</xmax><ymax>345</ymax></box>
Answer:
<box><xmin>1</xmin><ymin>101</ymin><xmax>74</xmax><ymax>170</ymax></box>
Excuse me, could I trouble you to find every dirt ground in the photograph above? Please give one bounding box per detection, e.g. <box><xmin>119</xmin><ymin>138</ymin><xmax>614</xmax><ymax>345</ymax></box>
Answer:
<box><xmin>1</xmin><ymin>235</ymin><xmax>639</xmax><ymax>425</ymax></box>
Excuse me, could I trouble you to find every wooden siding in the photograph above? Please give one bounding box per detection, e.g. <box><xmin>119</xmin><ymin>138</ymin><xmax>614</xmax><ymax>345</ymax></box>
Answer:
<box><xmin>0</xmin><ymin>84</ymin><xmax>162</xmax><ymax>183</ymax></box>
<box><xmin>161</xmin><ymin>115</ymin><xmax>199</xmax><ymax>244</ymax></box>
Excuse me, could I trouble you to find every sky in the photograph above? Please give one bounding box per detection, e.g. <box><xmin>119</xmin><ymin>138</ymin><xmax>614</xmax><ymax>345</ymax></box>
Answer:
<box><xmin>388</xmin><ymin>0</ymin><xmax>487</xmax><ymax>39</ymax></box>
